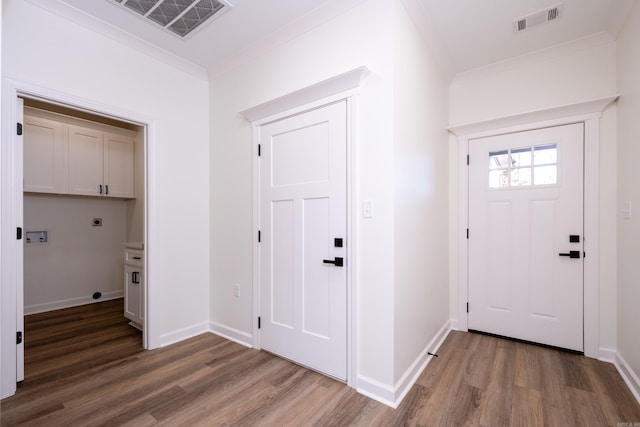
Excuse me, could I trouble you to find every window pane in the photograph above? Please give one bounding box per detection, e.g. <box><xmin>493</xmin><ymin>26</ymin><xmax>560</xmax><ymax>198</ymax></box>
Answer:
<box><xmin>489</xmin><ymin>170</ymin><xmax>509</xmax><ymax>188</ymax></box>
<box><xmin>510</xmin><ymin>167</ymin><xmax>531</xmax><ymax>186</ymax></box>
<box><xmin>489</xmin><ymin>150</ymin><xmax>509</xmax><ymax>169</ymax></box>
<box><xmin>510</xmin><ymin>148</ymin><xmax>531</xmax><ymax>167</ymax></box>
<box><xmin>534</xmin><ymin>165</ymin><xmax>557</xmax><ymax>185</ymax></box>
<box><xmin>534</xmin><ymin>144</ymin><xmax>557</xmax><ymax>165</ymax></box>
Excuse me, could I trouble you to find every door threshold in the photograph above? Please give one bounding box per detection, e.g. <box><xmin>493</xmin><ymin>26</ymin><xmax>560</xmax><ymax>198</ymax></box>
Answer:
<box><xmin>468</xmin><ymin>329</ymin><xmax>584</xmax><ymax>355</ymax></box>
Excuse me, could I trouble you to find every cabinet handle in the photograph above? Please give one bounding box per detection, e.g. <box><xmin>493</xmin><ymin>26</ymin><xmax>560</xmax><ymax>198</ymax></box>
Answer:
<box><xmin>99</xmin><ymin>184</ymin><xmax>103</xmax><ymax>194</ymax></box>
<box><xmin>132</xmin><ymin>271</ymin><xmax>140</xmax><ymax>284</ymax></box>
<box><xmin>105</xmin><ymin>185</ymin><xmax>109</xmax><ymax>195</ymax></box>
<box><xmin>132</xmin><ymin>256</ymin><xmax>141</xmax><ymax>260</ymax></box>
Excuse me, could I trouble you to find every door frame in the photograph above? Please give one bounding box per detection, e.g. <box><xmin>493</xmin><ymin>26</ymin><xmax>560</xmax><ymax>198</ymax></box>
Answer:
<box><xmin>450</xmin><ymin>96</ymin><xmax>618</xmax><ymax>359</ymax></box>
<box><xmin>1</xmin><ymin>78</ymin><xmax>153</xmax><ymax>398</ymax></box>
<box><xmin>240</xmin><ymin>67</ymin><xmax>370</xmax><ymax>388</ymax></box>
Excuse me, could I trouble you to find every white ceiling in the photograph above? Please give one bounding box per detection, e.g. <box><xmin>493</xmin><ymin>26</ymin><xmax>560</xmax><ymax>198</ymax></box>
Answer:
<box><xmin>45</xmin><ymin>0</ymin><xmax>636</xmax><ymax>76</ymax></box>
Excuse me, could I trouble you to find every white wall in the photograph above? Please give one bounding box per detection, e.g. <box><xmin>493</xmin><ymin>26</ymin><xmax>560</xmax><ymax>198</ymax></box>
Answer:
<box><xmin>616</xmin><ymin>1</ymin><xmax>640</xmax><ymax>386</ymax></box>
<box><xmin>2</xmin><ymin>0</ymin><xmax>210</xmax><ymax>348</ymax></box>
<box><xmin>23</xmin><ymin>195</ymin><xmax>126</xmax><ymax>313</ymax></box>
<box><xmin>450</xmin><ymin>33</ymin><xmax>617</xmax><ymax>127</ymax></box>
<box><xmin>209</xmin><ymin>0</ymin><xmax>396</xmax><ymax>387</ymax></box>
<box><xmin>448</xmin><ymin>35</ymin><xmax>619</xmax><ymax>353</ymax></box>
<box><xmin>392</xmin><ymin>0</ymin><xmax>450</xmax><ymax>381</ymax></box>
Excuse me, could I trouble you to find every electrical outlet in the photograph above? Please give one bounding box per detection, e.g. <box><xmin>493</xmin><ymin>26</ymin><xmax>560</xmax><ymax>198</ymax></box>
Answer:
<box><xmin>233</xmin><ymin>284</ymin><xmax>240</xmax><ymax>298</ymax></box>
<box><xmin>92</xmin><ymin>218</ymin><xmax>103</xmax><ymax>226</ymax></box>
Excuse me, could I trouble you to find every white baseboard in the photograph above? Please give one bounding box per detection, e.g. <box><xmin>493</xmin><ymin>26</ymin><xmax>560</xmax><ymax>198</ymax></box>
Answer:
<box><xmin>24</xmin><ymin>290</ymin><xmax>124</xmax><ymax>315</ymax></box>
<box><xmin>598</xmin><ymin>347</ymin><xmax>616</xmax><ymax>363</ymax></box>
<box><xmin>159</xmin><ymin>321</ymin><xmax>210</xmax><ymax>347</ymax></box>
<box><xmin>614</xmin><ymin>352</ymin><xmax>640</xmax><ymax>405</ymax></box>
<box><xmin>209</xmin><ymin>321</ymin><xmax>253</xmax><ymax>348</ymax></box>
<box><xmin>357</xmin><ymin>320</ymin><xmax>452</xmax><ymax>408</ymax></box>
<box><xmin>449</xmin><ymin>318</ymin><xmax>460</xmax><ymax>331</ymax></box>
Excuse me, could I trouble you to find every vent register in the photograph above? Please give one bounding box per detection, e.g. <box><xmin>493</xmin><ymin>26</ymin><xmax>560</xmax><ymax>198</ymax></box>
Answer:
<box><xmin>513</xmin><ymin>3</ymin><xmax>563</xmax><ymax>33</ymax></box>
<box><xmin>110</xmin><ymin>0</ymin><xmax>229</xmax><ymax>38</ymax></box>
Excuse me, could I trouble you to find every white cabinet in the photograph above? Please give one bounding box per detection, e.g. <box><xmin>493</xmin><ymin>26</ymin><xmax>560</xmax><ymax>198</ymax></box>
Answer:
<box><xmin>24</xmin><ymin>109</ymin><xmax>136</xmax><ymax>199</ymax></box>
<box><xmin>23</xmin><ymin>116</ymin><xmax>67</xmax><ymax>194</ymax></box>
<box><xmin>124</xmin><ymin>247</ymin><xmax>144</xmax><ymax>330</ymax></box>
<box><xmin>67</xmin><ymin>125</ymin><xmax>135</xmax><ymax>198</ymax></box>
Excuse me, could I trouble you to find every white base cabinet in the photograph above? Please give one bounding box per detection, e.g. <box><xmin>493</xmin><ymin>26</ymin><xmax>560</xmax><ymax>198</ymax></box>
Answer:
<box><xmin>124</xmin><ymin>248</ymin><xmax>144</xmax><ymax>330</ymax></box>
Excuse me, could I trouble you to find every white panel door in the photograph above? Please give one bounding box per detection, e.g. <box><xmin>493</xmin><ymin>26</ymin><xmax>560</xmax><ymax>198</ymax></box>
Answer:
<box><xmin>259</xmin><ymin>101</ymin><xmax>347</xmax><ymax>380</ymax></box>
<box><xmin>67</xmin><ymin>125</ymin><xmax>104</xmax><ymax>196</ymax></box>
<box><xmin>469</xmin><ymin>123</ymin><xmax>584</xmax><ymax>351</ymax></box>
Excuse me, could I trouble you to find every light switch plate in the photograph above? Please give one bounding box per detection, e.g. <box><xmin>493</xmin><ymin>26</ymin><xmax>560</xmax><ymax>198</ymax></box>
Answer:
<box><xmin>362</xmin><ymin>200</ymin><xmax>374</xmax><ymax>218</ymax></box>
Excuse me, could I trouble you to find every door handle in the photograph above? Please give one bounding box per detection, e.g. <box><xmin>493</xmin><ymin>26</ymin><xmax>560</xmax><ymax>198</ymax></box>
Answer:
<box><xmin>323</xmin><ymin>257</ymin><xmax>344</xmax><ymax>267</ymax></box>
<box><xmin>559</xmin><ymin>251</ymin><xmax>581</xmax><ymax>259</ymax></box>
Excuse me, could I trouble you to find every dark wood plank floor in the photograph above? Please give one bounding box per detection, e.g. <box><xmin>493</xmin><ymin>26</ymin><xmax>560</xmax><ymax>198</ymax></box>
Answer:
<box><xmin>2</xmin><ymin>299</ymin><xmax>639</xmax><ymax>426</ymax></box>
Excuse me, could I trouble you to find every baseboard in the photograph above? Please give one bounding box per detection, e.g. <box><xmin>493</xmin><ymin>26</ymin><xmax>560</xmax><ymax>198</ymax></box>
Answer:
<box><xmin>598</xmin><ymin>347</ymin><xmax>616</xmax><ymax>363</ymax></box>
<box><xmin>357</xmin><ymin>320</ymin><xmax>452</xmax><ymax>408</ymax></box>
<box><xmin>356</xmin><ymin>375</ymin><xmax>396</xmax><ymax>407</ymax></box>
<box><xmin>209</xmin><ymin>321</ymin><xmax>253</xmax><ymax>348</ymax></box>
<box><xmin>24</xmin><ymin>290</ymin><xmax>124</xmax><ymax>315</ymax></box>
<box><xmin>449</xmin><ymin>317</ymin><xmax>460</xmax><ymax>331</ymax></box>
<box><xmin>614</xmin><ymin>352</ymin><xmax>640</xmax><ymax>405</ymax></box>
<box><xmin>159</xmin><ymin>321</ymin><xmax>210</xmax><ymax>347</ymax></box>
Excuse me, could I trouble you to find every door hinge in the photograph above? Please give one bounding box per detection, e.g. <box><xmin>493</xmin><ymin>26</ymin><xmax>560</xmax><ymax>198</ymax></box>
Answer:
<box><xmin>17</xmin><ymin>227</ymin><xmax>22</xmax><ymax>240</ymax></box>
<box><xmin>466</xmin><ymin>302</ymin><xmax>469</xmax><ymax>313</ymax></box>
<box><xmin>258</xmin><ymin>317</ymin><xmax>261</xmax><ymax>329</ymax></box>
<box><xmin>17</xmin><ymin>123</ymin><xmax>23</xmax><ymax>136</ymax></box>
<box><xmin>258</xmin><ymin>144</ymin><xmax>261</xmax><ymax>156</ymax></box>
<box><xmin>17</xmin><ymin>331</ymin><xmax>22</xmax><ymax>345</ymax></box>
<box><xmin>466</xmin><ymin>154</ymin><xmax>469</xmax><ymax>165</ymax></box>
<box><xmin>466</xmin><ymin>228</ymin><xmax>469</xmax><ymax>239</ymax></box>
<box><xmin>258</xmin><ymin>230</ymin><xmax>261</xmax><ymax>243</ymax></box>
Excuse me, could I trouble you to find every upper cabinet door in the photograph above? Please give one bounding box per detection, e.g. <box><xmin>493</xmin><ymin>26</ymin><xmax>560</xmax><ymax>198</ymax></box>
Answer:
<box><xmin>67</xmin><ymin>125</ymin><xmax>104</xmax><ymax>196</ymax></box>
<box><xmin>104</xmin><ymin>133</ymin><xmax>135</xmax><ymax>198</ymax></box>
<box><xmin>23</xmin><ymin>116</ymin><xmax>66</xmax><ymax>194</ymax></box>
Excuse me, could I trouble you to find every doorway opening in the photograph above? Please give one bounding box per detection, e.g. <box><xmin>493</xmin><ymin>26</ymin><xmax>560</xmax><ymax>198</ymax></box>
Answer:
<box><xmin>20</xmin><ymin>97</ymin><xmax>146</xmax><ymax>386</ymax></box>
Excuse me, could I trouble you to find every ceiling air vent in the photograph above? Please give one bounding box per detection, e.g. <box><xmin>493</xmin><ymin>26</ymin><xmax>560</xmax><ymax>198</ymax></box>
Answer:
<box><xmin>513</xmin><ymin>3</ymin><xmax>563</xmax><ymax>33</ymax></box>
<box><xmin>110</xmin><ymin>0</ymin><xmax>232</xmax><ymax>38</ymax></box>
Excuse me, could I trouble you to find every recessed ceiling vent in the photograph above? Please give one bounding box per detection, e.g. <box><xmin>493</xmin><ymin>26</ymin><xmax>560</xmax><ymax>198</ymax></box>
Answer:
<box><xmin>513</xmin><ymin>3</ymin><xmax>563</xmax><ymax>33</ymax></box>
<box><xmin>110</xmin><ymin>0</ymin><xmax>232</xmax><ymax>38</ymax></box>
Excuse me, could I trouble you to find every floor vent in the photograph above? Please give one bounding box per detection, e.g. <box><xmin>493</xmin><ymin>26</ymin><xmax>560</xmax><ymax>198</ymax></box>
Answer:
<box><xmin>513</xmin><ymin>3</ymin><xmax>563</xmax><ymax>33</ymax></box>
<box><xmin>109</xmin><ymin>0</ymin><xmax>232</xmax><ymax>38</ymax></box>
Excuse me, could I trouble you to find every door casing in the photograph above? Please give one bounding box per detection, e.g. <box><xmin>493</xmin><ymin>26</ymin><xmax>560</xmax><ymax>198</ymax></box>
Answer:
<box><xmin>451</xmin><ymin>97</ymin><xmax>617</xmax><ymax>360</ymax></box>
<box><xmin>241</xmin><ymin>67</ymin><xmax>370</xmax><ymax>389</ymax></box>
<box><xmin>1</xmin><ymin>78</ymin><xmax>152</xmax><ymax>399</ymax></box>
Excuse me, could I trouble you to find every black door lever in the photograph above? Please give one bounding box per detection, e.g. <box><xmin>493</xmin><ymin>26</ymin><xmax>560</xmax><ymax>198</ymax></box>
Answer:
<box><xmin>559</xmin><ymin>251</ymin><xmax>581</xmax><ymax>259</ymax></box>
<box><xmin>323</xmin><ymin>257</ymin><xmax>344</xmax><ymax>267</ymax></box>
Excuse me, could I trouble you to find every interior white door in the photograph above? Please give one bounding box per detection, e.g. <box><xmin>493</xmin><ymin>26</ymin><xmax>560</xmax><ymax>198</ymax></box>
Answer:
<box><xmin>468</xmin><ymin>123</ymin><xmax>584</xmax><ymax>351</ymax></box>
<box><xmin>259</xmin><ymin>100</ymin><xmax>347</xmax><ymax>380</ymax></box>
<box><xmin>17</xmin><ymin>97</ymin><xmax>25</xmax><ymax>382</ymax></box>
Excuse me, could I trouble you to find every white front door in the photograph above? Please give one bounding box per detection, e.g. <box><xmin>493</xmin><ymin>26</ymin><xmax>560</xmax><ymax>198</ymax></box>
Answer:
<box><xmin>468</xmin><ymin>123</ymin><xmax>584</xmax><ymax>352</ymax></box>
<box><xmin>259</xmin><ymin>100</ymin><xmax>347</xmax><ymax>380</ymax></box>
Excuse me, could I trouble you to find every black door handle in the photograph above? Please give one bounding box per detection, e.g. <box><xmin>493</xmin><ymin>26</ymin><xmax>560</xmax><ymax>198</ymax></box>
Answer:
<box><xmin>323</xmin><ymin>257</ymin><xmax>344</xmax><ymax>267</ymax></box>
<box><xmin>559</xmin><ymin>251</ymin><xmax>581</xmax><ymax>259</ymax></box>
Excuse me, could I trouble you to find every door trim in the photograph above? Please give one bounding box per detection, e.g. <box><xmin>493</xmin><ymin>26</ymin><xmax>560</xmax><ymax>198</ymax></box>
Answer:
<box><xmin>1</xmin><ymin>78</ymin><xmax>153</xmax><ymax>398</ymax></box>
<box><xmin>450</xmin><ymin>97</ymin><xmax>617</xmax><ymax>359</ymax></box>
<box><xmin>241</xmin><ymin>69</ymin><xmax>369</xmax><ymax>388</ymax></box>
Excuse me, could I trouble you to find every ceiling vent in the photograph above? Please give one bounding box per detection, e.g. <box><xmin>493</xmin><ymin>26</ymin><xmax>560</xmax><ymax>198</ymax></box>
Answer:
<box><xmin>110</xmin><ymin>0</ymin><xmax>232</xmax><ymax>38</ymax></box>
<box><xmin>513</xmin><ymin>3</ymin><xmax>563</xmax><ymax>33</ymax></box>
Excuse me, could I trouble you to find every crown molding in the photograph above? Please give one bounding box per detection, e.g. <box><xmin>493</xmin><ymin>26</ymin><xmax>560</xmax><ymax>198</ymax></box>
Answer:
<box><xmin>24</xmin><ymin>0</ymin><xmax>208</xmax><ymax>81</ymax></box>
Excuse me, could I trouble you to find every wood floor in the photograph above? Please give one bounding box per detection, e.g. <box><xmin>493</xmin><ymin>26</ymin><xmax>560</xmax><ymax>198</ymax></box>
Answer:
<box><xmin>2</xmin><ymin>299</ymin><xmax>639</xmax><ymax>426</ymax></box>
